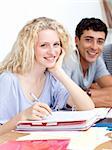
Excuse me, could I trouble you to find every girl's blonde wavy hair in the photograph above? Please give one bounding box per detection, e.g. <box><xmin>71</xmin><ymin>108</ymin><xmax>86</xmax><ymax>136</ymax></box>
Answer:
<box><xmin>0</xmin><ymin>17</ymin><xmax>72</xmax><ymax>74</ymax></box>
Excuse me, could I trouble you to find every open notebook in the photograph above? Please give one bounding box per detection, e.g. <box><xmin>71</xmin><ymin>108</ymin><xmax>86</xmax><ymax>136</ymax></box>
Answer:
<box><xmin>106</xmin><ymin>108</ymin><xmax>112</xmax><ymax>118</ymax></box>
<box><xmin>16</xmin><ymin>108</ymin><xmax>110</xmax><ymax>131</ymax></box>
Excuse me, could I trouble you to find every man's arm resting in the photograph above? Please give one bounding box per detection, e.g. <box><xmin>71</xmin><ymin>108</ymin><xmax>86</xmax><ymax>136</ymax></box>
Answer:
<box><xmin>90</xmin><ymin>87</ymin><xmax>112</xmax><ymax>107</ymax></box>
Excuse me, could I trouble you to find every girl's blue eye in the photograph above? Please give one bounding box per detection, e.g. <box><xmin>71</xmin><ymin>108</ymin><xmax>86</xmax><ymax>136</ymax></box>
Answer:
<box><xmin>53</xmin><ymin>43</ymin><xmax>60</xmax><ymax>47</ymax></box>
<box><xmin>40</xmin><ymin>42</ymin><xmax>60</xmax><ymax>48</ymax></box>
<box><xmin>40</xmin><ymin>44</ymin><xmax>46</xmax><ymax>47</ymax></box>
<box><xmin>54</xmin><ymin>43</ymin><xmax>59</xmax><ymax>45</ymax></box>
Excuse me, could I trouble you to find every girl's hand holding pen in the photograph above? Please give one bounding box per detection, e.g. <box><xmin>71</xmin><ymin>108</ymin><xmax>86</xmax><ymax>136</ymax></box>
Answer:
<box><xmin>21</xmin><ymin>102</ymin><xmax>52</xmax><ymax>121</ymax></box>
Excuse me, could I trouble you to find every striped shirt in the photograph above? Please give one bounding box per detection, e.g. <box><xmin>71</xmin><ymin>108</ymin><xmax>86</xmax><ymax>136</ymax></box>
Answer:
<box><xmin>103</xmin><ymin>44</ymin><xmax>112</xmax><ymax>74</ymax></box>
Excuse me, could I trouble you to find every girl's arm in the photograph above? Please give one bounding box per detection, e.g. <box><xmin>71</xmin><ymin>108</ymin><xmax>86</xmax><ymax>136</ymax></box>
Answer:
<box><xmin>0</xmin><ymin>102</ymin><xmax>52</xmax><ymax>135</ymax></box>
<box><xmin>48</xmin><ymin>49</ymin><xmax>94</xmax><ymax>110</ymax></box>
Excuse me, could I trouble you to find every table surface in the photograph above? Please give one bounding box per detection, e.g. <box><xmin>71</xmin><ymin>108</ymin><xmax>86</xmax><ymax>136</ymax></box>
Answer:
<box><xmin>0</xmin><ymin>127</ymin><xmax>112</xmax><ymax>150</ymax></box>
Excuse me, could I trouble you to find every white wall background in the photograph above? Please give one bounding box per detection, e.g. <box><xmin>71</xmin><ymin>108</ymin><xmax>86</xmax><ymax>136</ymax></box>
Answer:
<box><xmin>0</xmin><ymin>0</ymin><xmax>109</xmax><ymax>61</ymax></box>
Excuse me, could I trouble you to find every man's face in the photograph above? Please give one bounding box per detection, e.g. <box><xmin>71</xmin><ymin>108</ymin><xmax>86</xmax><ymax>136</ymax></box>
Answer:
<box><xmin>75</xmin><ymin>30</ymin><xmax>105</xmax><ymax>65</ymax></box>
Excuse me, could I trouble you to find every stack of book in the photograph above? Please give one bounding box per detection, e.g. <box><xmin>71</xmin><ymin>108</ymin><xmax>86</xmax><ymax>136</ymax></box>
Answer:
<box><xmin>16</xmin><ymin>108</ymin><xmax>109</xmax><ymax>131</ymax></box>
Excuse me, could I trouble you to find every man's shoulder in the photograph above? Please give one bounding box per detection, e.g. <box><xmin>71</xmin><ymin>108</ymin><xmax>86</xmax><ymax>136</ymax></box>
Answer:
<box><xmin>95</xmin><ymin>56</ymin><xmax>104</xmax><ymax>64</ymax></box>
<box><xmin>63</xmin><ymin>51</ymin><xmax>79</xmax><ymax>70</ymax></box>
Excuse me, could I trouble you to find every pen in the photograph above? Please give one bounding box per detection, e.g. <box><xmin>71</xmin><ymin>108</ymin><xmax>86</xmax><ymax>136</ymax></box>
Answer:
<box><xmin>30</xmin><ymin>92</ymin><xmax>52</xmax><ymax>115</ymax></box>
<box><xmin>30</xmin><ymin>92</ymin><xmax>39</xmax><ymax>102</ymax></box>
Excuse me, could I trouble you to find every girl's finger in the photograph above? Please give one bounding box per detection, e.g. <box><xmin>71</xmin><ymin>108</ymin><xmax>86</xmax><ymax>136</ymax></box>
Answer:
<box><xmin>34</xmin><ymin>102</ymin><xmax>52</xmax><ymax>115</ymax></box>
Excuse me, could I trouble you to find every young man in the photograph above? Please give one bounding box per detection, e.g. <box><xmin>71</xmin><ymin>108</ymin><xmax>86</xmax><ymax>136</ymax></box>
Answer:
<box><xmin>63</xmin><ymin>17</ymin><xmax>112</xmax><ymax>107</ymax></box>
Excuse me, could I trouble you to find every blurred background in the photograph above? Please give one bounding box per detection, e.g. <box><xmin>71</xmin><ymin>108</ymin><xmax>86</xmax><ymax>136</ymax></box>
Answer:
<box><xmin>0</xmin><ymin>0</ymin><xmax>111</xmax><ymax>61</ymax></box>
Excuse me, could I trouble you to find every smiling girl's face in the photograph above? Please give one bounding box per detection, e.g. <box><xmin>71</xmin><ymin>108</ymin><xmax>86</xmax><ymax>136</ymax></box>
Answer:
<box><xmin>34</xmin><ymin>29</ymin><xmax>61</xmax><ymax>68</ymax></box>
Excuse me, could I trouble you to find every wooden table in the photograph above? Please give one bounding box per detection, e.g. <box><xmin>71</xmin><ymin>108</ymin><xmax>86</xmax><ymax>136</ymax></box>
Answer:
<box><xmin>0</xmin><ymin>127</ymin><xmax>112</xmax><ymax>150</ymax></box>
<box><xmin>0</xmin><ymin>131</ymin><xmax>29</xmax><ymax>144</ymax></box>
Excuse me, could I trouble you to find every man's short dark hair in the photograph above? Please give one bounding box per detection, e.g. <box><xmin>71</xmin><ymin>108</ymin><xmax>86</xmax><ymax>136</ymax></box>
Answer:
<box><xmin>75</xmin><ymin>18</ymin><xmax>108</xmax><ymax>39</ymax></box>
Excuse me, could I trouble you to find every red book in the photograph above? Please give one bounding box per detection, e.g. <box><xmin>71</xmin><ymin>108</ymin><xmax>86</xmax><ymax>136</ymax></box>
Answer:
<box><xmin>0</xmin><ymin>139</ymin><xmax>70</xmax><ymax>150</ymax></box>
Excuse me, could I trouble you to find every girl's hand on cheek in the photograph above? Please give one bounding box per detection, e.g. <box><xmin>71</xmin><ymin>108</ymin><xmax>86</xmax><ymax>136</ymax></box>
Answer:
<box><xmin>48</xmin><ymin>48</ymin><xmax>65</xmax><ymax>74</ymax></box>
